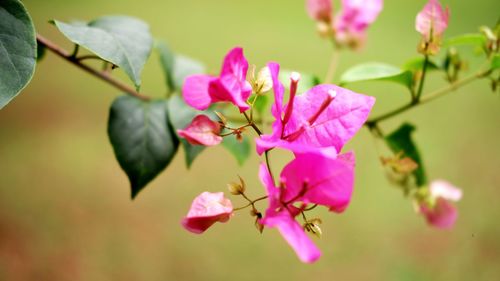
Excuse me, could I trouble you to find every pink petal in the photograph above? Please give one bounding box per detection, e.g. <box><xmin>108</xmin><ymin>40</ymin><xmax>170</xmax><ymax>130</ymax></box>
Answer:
<box><xmin>209</xmin><ymin>47</ymin><xmax>252</xmax><ymax>112</ymax></box>
<box><xmin>430</xmin><ymin>180</ymin><xmax>462</xmax><ymax>202</ymax></box>
<box><xmin>306</xmin><ymin>0</ymin><xmax>333</xmax><ymax>22</ymax></box>
<box><xmin>182</xmin><ymin>75</ymin><xmax>216</xmax><ymax>110</ymax></box>
<box><xmin>285</xmin><ymin>84</ymin><xmax>375</xmax><ymax>153</ymax></box>
<box><xmin>259</xmin><ymin>162</ymin><xmax>280</xmax><ymax>210</ymax></box>
<box><xmin>280</xmin><ymin>150</ymin><xmax>354</xmax><ymax>212</ymax></box>
<box><xmin>416</xmin><ymin>0</ymin><xmax>449</xmax><ymax>39</ymax></box>
<box><xmin>420</xmin><ymin>198</ymin><xmax>458</xmax><ymax>229</ymax></box>
<box><xmin>335</xmin><ymin>0</ymin><xmax>383</xmax><ymax>32</ymax></box>
<box><xmin>262</xmin><ymin>210</ymin><xmax>321</xmax><ymax>263</ymax></box>
<box><xmin>177</xmin><ymin>115</ymin><xmax>222</xmax><ymax>146</ymax></box>
<box><xmin>181</xmin><ymin>192</ymin><xmax>233</xmax><ymax>234</ymax></box>
<box><xmin>268</xmin><ymin>62</ymin><xmax>285</xmax><ymax>123</ymax></box>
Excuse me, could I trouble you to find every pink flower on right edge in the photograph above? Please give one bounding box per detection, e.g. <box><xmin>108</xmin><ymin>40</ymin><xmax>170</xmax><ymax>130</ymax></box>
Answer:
<box><xmin>416</xmin><ymin>0</ymin><xmax>449</xmax><ymax>42</ymax></box>
<box><xmin>306</xmin><ymin>0</ymin><xmax>333</xmax><ymax>23</ymax></box>
<box><xmin>182</xmin><ymin>47</ymin><xmax>252</xmax><ymax>113</ymax></box>
<box><xmin>333</xmin><ymin>0</ymin><xmax>383</xmax><ymax>48</ymax></box>
<box><xmin>419</xmin><ymin>180</ymin><xmax>462</xmax><ymax>229</ymax></box>
<box><xmin>415</xmin><ymin>0</ymin><xmax>449</xmax><ymax>54</ymax></box>
<box><xmin>259</xmin><ymin>149</ymin><xmax>355</xmax><ymax>263</ymax></box>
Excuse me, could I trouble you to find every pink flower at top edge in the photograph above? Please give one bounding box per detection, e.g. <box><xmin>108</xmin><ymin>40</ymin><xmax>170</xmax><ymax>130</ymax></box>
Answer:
<box><xmin>255</xmin><ymin>62</ymin><xmax>375</xmax><ymax>156</ymax></box>
<box><xmin>177</xmin><ymin>114</ymin><xmax>222</xmax><ymax>146</ymax></box>
<box><xmin>419</xmin><ymin>180</ymin><xmax>462</xmax><ymax>229</ymax></box>
<box><xmin>416</xmin><ymin>0</ymin><xmax>449</xmax><ymax>41</ymax></box>
<box><xmin>259</xmin><ymin>149</ymin><xmax>355</xmax><ymax>263</ymax></box>
<box><xmin>333</xmin><ymin>0</ymin><xmax>383</xmax><ymax>48</ymax></box>
<box><xmin>182</xmin><ymin>47</ymin><xmax>252</xmax><ymax>113</ymax></box>
<box><xmin>306</xmin><ymin>0</ymin><xmax>333</xmax><ymax>23</ymax></box>
<box><xmin>182</xmin><ymin>192</ymin><xmax>233</xmax><ymax>234</ymax></box>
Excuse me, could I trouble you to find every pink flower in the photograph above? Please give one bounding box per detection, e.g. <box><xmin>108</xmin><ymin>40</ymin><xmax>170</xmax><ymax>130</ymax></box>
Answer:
<box><xmin>182</xmin><ymin>192</ymin><xmax>233</xmax><ymax>234</ymax></box>
<box><xmin>255</xmin><ymin>62</ymin><xmax>375</xmax><ymax>155</ymax></box>
<box><xmin>259</xmin><ymin>149</ymin><xmax>355</xmax><ymax>263</ymax></box>
<box><xmin>306</xmin><ymin>0</ymin><xmax>333</xmax><ymax>23</ymax></box>
<box><xmin>416</xmin><ymin>0</ymin><xmax>449</xmax><ymax>42</ymax></box>
<box><xmin>177</xmin><ymin>115</ymin><xmax>222</xmax><ymax>146</ymax></box>
<box><xmin>182</xmin><ymin>47</ymin><xmax>252</xmax><ymax>113</ymax></box>
<box><xmin>333</xmin><ymin>0</ymin><xmax>383</xmax><ymax>48</ymax></box>
<box><xmin>419</xmin><ymin>180</ymin><xmax>462</xmax><ymax>229</ymax></box>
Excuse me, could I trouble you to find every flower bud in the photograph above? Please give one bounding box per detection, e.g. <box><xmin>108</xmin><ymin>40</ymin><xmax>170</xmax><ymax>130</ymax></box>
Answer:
<box><xmin>306</xmin><ymin>0</ymin><xmax>332</xmax><ymax>23</ymax></box>
<box><xmin>250</xmin><ymin>66</ymin><xmax>273</xmax><ymax>95</ymax></box>
<box><xmin>227</xmin><ymin>175</ymin><xmax>246</xmax><ymax>195</ymax></box>
<box><xmin>416</xmin><ymin>0</ymin><xmax>449</xmax><ymax>55</ymax></box>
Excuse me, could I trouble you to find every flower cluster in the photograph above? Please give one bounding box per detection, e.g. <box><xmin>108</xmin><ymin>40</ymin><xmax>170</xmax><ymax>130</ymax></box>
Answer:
<box><xmin>306</xmin><ymin>0</ymin><xmax>383</xmax><ymax>49</ymax></box>
<box><xmin>175</xmin><ymin>0</ymin><xmax>467</xmax><ymax>264</ymax></box>
<box><xmin>178</xmin><ymin>46</ymin><xmax>375</xmax><ymax>263</ymax></box>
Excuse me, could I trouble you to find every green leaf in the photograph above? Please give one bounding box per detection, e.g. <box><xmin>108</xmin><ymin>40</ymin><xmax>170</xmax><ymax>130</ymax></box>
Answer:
<box><xmin>340</xmin><ymin>63</ymin><xmax>413</xmax><ymax>89</ymax></box>
<box><xmin>491</xmin><ymin>54</ymin><xmax>500</xmax><ymax>70</ymax></box>
<box><xmin>403</xmin><ymin>57</ymin><xmax>440</xmax><ymax>72</ymax></box>
<box><xmin>53</xmin><ymin>16</ymin><xmax>153</xmax><ymax>89</ymax></box>
<box><xmin>222</xmin><ymin>134</ymin><xmax>251</xmax><ymax>166</ymax></box>
<box><xmin>443</xmin><ymin>33</ymin><xmax>486</xmax><ymax>48</ymax></box>
<box><xmin>279</xmin><ymin>70</ymin><xmax>320</xmax><ymax>94</ymax></box>
<box><xmin>167</xmin><ymin>94</ymin><xmax>210</xmax><ymax>168</ymax></box>
<box><xmin>253</xmin><ymin>94</ymin><xmax>269</xmax><ymax>116</ymax></box>
<box><xmin>156</xmin><ymin>40</ymin><xmax>205</xmax><ymax>92</ymax></box>
<box><xmin>108</xmin><ymin>95</ymin><xmax>179</xmax><ymax>198</ymax></box>
<box><xmin>385</xmin><ymin>123</ymin><xmax>427</xmax><ymax>187</ymax></box>
<box><xmin>0</xmin><ymin>0</ymin><xmax>37</xmax><ymax>109</ymax></box>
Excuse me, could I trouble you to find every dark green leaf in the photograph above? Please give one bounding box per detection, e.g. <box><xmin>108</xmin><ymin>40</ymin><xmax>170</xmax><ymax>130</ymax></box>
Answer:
<box><xmin>53</xmin><ymin>16</ymin><xmax>153</xmax><ymax>89</ymax></box>
<box><xmin>340</xmin><ymin>63</ymin><xmax>413</xmax><ymax>89</ymax></box>
<box><xmin>491</xmin><ymin>54</ymin><xmax>500</xmax><ymax>70</ymax></box>
<box><xmin>222</xmin><ymin>134</ymin><xmax>251</xmax><ymax>166</ymax></box>
<box><xmin>37</xmin><ymin>42</ymin><xmax>46</xmax><ymax>62</ymax></box>
<box><xmin>403</xmin><ymin>57</ymin><xmax>440</xmax><ymax>72</ymax></box>
<box><xmin>155</xmin><ymin>40</ymin><xmax>175</xmax><ymax>91</ymax></box>
<box><xmin>108</xmin><ymin>95</ymin><xmax>179</xmax><ymax>198</ymax></box>
<box><xmin>279</xmin><ymin>69</ymin><xmax>320</xmax><ymax>94</ymax></box>
<box><xmin>0</xmin><ymin>0</ymin><xmax>37</xmax><ymax>109</ymax></box>
<box><xmin>167</xmin><ymin>94</ymin><xmax>210</xmax><ymax>168</ymax></box>
<box><xmin>385</xmin><ymin>123</ymin><xmax>427</xmax><ymax>187</ymax></box>
<box><xmin>443</xmin><ymin>33</ymin><xmax>486</xmax><ymax>48</ymax></box>
<box><xmin>156</xmin><ymin>40</ymin><xmax>205</xmax><ymax>92</ymax></box>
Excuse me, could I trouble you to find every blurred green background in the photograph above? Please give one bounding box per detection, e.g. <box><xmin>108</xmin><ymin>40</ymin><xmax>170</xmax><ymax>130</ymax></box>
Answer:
<box><xmin>1</xmin><ymin>0</ymin><xmax>499</xmax><ymax>280</ymax></box>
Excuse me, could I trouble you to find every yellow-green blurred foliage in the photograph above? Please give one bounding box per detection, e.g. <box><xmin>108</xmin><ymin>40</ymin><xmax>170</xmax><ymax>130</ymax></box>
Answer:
<box><xmin>0</xmin><ymin>0</ymin><xmax>499</xmax><ymax>280</ymax></box>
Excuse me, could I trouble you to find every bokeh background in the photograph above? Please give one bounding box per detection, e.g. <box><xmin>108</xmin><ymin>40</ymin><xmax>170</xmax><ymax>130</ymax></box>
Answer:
<box><xmin>1</xmin><ymin>0</ymin><xmax>499</xmax><ymax>280</ymax></box>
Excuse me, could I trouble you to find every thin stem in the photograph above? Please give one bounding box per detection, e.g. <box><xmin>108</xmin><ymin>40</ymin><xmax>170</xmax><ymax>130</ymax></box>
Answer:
<box><xmin>77</xmin><ymin>55</ymin><xmax>103</xmax><ymax>61</ymax></box>
<box><xmin>324</xmin><ymin>48</ymin><xmax>339</xmax><ymax>84</ymax></box>
<box><xmin>36</xmin><ymin>34</ymin><xmax>151</xmax><ymax>101</ymax></box>
<box><xmin>365</xmin><ymin>68</ymin><xmax>490</xmax><ymax>126</ymax></box>
<box><xmin>414</xmin><ymin>55</ymin><xmax>429</xmax><ymax>102</ymax></box>
<box><xmin>264</xmin><ymin>150</ymin><xmax>275</xmax><ymax>184</ymax></box>
<box><xmin>233</xmin><ymin>195</ymin><xmax>268</xmax><ymax>211</ymax></box>
<box><xmin>243</xmin><ymin>111</ymin><xmax>263</xmax><ymax>135</ymax></box>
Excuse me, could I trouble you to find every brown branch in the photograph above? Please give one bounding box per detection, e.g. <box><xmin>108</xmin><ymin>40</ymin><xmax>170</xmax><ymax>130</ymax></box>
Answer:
<box><xmin>36</xmin><ymin>34</ymin><xmax>151</xmax><ymax>101</ymax></box>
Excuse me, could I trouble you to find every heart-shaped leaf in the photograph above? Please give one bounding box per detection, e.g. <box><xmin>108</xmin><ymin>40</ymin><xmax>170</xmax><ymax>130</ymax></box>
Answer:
<box><xmin>0</xmin><ymin>0</ymin><xmax>37</xmax><ymax>109</ymax></box>
<box><xmin>156</xmin><ymin>41</ymin><xmax>205</xmax><ymax>92</ymax></box>
<box><xmin>443</xmin><ymin>33</ymin><xmax>486</xmax><ymax>48</ymax></box>
<box><xmin>53</xmin><ymin>16</ymin><xmax>153</xmax><ymax>89</ymax></box>
<box><xmin>108</xmin><ymin>95</ymin><xmax>179</xmax><ymax>198</ymax></box>
<box><xmin>340</xmin><ymin>63</ymin><xmax>413</xmax><ymax>89</ymax></box>
<box><xmin>222</xmin><ymin>134</ymin><xmax>251</xmax><ymax>166</ymax></box>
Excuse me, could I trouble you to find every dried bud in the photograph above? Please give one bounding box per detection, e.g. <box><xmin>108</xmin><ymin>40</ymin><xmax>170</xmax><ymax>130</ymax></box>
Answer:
<box><xmin>227</xmin><ymin>175</ymin><xmax>246</xmax><ymax>195</ymax></box>
<box><xmin>304</xmin><ymin>218</ymin><xmax>323</xmax><ymax>238</ymax></box>
<box><xmin>255</xmin><ymin>218</ymin><xmax>264</xmax><ymax>233</ymax></box>
<box><xmin>381</xmin><ymin>153</ymin><xmax>418</xmax><ymax>175</ymax></box>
